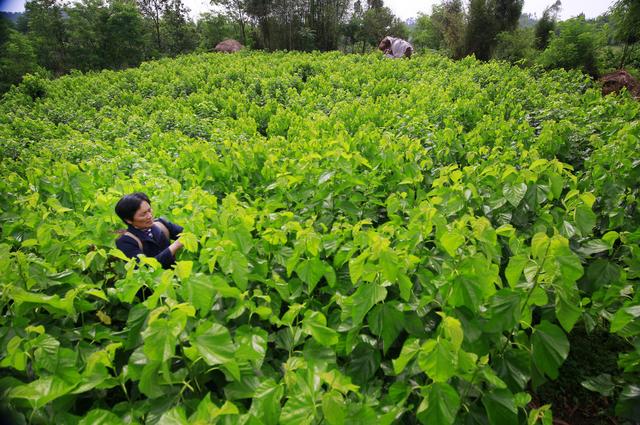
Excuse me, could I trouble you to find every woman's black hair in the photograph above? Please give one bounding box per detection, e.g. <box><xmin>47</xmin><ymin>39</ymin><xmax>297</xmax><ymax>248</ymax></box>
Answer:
<box><xmin>115</xmin><ymin>192</ymin><xmax>151</xmax><ymax>224</ymax></box>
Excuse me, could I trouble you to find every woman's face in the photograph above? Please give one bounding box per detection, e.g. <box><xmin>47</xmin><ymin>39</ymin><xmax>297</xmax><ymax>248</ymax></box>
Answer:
<box><xmin>128</xmin><ymin>201</ymin><xmax>153</xmax><ymax>229</ymax></box>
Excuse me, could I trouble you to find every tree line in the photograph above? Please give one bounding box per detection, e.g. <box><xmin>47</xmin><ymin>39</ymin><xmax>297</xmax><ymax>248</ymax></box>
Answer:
<box><xmin>0</xmin><ymin>0</ymin><xmax>409</xmax><ymax>92</ymax></box>
<box><xmin>412</xmin><ymin>0</ymin><xmax>639</xmax><ymax>78</ymax></box>
<box><xmin>1</xmin><ymin>0</ymin><xmax>639</xmax><ymax>94</ymax></box>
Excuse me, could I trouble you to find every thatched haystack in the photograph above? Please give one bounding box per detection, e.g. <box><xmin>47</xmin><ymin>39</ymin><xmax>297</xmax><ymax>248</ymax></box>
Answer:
<box><xmin>214</xmin><ymin>39</ymin><xmax>243</xmax><ymax>53</ymax></box>
<box><xmin>600</xmin><ymin>70</ymin><xmax>640</xmax><ymax>99</ymax></box>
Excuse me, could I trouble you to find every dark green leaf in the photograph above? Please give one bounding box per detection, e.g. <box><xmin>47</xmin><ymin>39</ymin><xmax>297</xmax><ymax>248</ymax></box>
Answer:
<box><xmin>378</xmin><ymin>248</ymin><xmax>399</xmax><ymax>282</ymax></box>
<box><xmin>615</xmin><ymin>384</ymin><xmax>640</xmax><ymax>420</ymax></box>
<box><xmin>249</xmin><ymin>379</ymin><xmax>284</xmax><ymax>425</ymax></box>
<box><xmin>139</xmin><ymin>362</ymin><xmax>165</xmax><ymax>399</ymax></box>
<box><xmin>350</xmin><ymin>282</ymin><xmax>387</xmax><ymax>327</ymax></box>
<box><xmin>581</xmin><ymin>259</ymin><xmax>620</xmax><ymax>293</ymax></box>
<box><xmin>368</xmin><ymin>302</ymin><xmax>404</xmax><ymax>354</ymax></box>
<box><xmin>9</xmin><ymin>376</ymin><xmax>76</xmax><ymax>409</ymax></box>
<box><xmin>220</xmin><ymin>250</ymin><xmax>249</xmax><ymax>290</ymax></box>
<box><xmin>481</xmin><ymin>389</ymin><xmax>517</xmax><ymax>425</ymax></box>
<box><xmin>555</xmin><ymin>285</ymin><xmax>582</xmax><ymax>332</ymax></box>
<box><xmin>191</xmin><ymin>321</ymin><xmax>236</xmax><ymax>366</ymax></box>
<box><xmin>295</xmin><ymin>257</ymin><xmax>326</xmax><ymax>293</ymax></box>
<box><xmin>483</xmin><ymin>289</ymin><xmax>521</xmax><ymax>333</ymax></box>
<box><xmin>346</xmin><ymin>342</ymin><xmax>380</xmax><ymax>386</ymax></box>
<box><xmin>157</xmin><ymin>406</ymin><xmax>189</xmax><ymax>425</ymax></box>
<box><xmin>280</xmin><ymin>391</ymin><xmax>316</xmax><ymax>425</ymax></box>
<box><xmin>235</xmin><ymin>325</ymin><xmax>268</xmax><ymax>366</ymax></box>
<box><xmin>417</xmin><ymin>382</ymin><xmax>460</xmax><ymax>425</ymax></box>
<box><xmin>574</xmin><ymin>204</ymin><xmax>596</xmax><ymax>236</ymax></box>
<box><xmin>531</xmin><ymin>321</ymin><xmax>569</xmax><ymax>380</ymax></box>
<box><xmin>581</xmin><ymin>374</ymin><xmax>615</xmax><ymax>396</ymax></box>
<box><xmin>576</xmin><ymin>239</ymin><xmax>610</xmax><ymax>256</ymax></box>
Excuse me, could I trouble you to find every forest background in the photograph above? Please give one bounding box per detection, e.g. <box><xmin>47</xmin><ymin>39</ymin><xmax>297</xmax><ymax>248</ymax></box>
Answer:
<box><xmin>0</xmin><ymin>0</ymin><xmax>639</xmax><ymax>95</ymax></box>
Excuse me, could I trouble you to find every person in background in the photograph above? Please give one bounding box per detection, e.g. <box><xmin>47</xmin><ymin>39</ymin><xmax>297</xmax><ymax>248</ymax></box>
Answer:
<box><xmin>115</xmin><ymin>192</ymin><xmax>183</xmax><ymax>269</ymax></box>
<box><xmin>379</xmin><ymin>36</ymin><xmax>413</xmax><ymax>59</ymax></box>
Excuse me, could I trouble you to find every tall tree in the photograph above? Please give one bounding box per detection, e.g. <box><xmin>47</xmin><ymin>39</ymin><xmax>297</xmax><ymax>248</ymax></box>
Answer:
<box><xmin>104</xmin><ymin>0</ymin><xmax>147</xmax><ymax>67</ymax></box>
<box><xmin>65</xmin><ymin>0</ymin><xmax>107</xmax><ymax>71</ymax></box>
<box><xmin>308</xmin><ymin>0</ymin><xmax>351</xmax><ymax>51</ymax></box>
<box><xmin>493</xmin><ymin>0</ymin><xmax>523</xmax><ymax>33</ymax></box>
<box><xmin>23</xmin><ymin>0</ymin><xmax>68</xmax><ymax>74</ymax></box>
<box><xmin>411</xmin><ymin>12</ymin><xmax>445</xmax><ymax>52</ymax></box>
<box><xmin>138</xmin><ymin>0</ymin><xmax>169</xmax><ymax>52</ymax></box>
<box><xmin>431</xmin><ymin>0</ymin><xmax>465</xmax><ymax>59</ymax></box>
<box><xmin>0</xmin><ymin>28</ymin><xmax>39</xmax><ymax>92</ymax></box>
<box><xmin>197</xmin><ymin>12</ymin><xmax>242</xmax><ymax>50</ymax></box>
<box><xmin>538</xmin><ymin>15</ymin><xmax>603</xmax><ymax>77</ymax></box>
<box><xmin>534</xmin><ymin>0</ymin><xmax>561</xmax><ymax>50</ymax></box>
<box><xmin>465</xmin><ymin>0</ymin><xmax>524</xmax><ymax>60</ymax></box>
<box><xmin>245</xmin><ymin>0</ymin><xmax>273</xmax><ymax>49</ymax></box>
<box><xmin>362</xmin><ymin>5</ymin><xmax>404</xmax><ymax>51</ymax></box>
<box><xmin>66</xmin><ymin>0</ymin><xmax>147</xmax><ymax>69</ymax></box>
<box><xmin>161</xmin><ymin>0</ymin><xmax>198</xmax><ymax>55</ymax></box>
<box><xmin>610</xmin><ymin>0</ymin><xmax>640</xmax><ymax>68</ymax></box>
<box><xmin>210</xmin><ymin>0</ymin><xmax>249</xmax><ymax>45</ymax></box>
<box><xmin>0</xmin><ymin>15</ymin><xmax>11</xmax><ymax>47</ymax></box>
<box><xmin>344</xmin><ymin>0</ymin><xmax>365</xmax><ymax>52</ymax></box>
<box><xmin>465</xmin><ymin>0</ymin><xmax>494</xmax><ymax>60</ymax></box>
<box><xmin>269</xmin><ymin>0</ymin><xmax>314</xmax><ymax>51</ymax></box>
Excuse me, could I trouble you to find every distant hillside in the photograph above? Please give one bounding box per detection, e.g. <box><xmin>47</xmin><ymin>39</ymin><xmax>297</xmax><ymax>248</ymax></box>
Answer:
<box><xmin>0</xmin><ymin>11</ymin><xmax>23</xmax><ymax>24</ymax></box>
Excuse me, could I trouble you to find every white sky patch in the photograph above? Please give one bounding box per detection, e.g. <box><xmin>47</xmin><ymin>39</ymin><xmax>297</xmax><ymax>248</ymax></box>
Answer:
<box><xmin>381</xmin><ymin>0</ymin><xmax>615</xmax><ymax>21</ymax></box>
<box><xmin>0</xmin><ymin>0</ymin><xmax>617</xmax><ymax>22</ymax></box>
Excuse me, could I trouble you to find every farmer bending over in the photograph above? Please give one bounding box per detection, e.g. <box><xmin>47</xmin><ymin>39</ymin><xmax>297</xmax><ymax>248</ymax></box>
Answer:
<box><xmin>115</xmin><ymin>192</ymin><xmax>183</xmax><ymax>269</ymax></box>
<box><xmin>379</xmin><ymin>36</ymin><xmax>413</xmax><ymax>59</ymax></box>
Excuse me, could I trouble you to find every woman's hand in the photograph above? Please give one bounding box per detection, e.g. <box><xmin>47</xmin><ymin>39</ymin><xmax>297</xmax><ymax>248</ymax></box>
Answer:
<box><xmin>169</xmin><ymin>239</ymin><xmax>184</xmax><ymax>257</ymax></box>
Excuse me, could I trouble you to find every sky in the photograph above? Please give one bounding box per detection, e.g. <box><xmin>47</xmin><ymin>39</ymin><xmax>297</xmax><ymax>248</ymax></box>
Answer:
<box><xmin>0</xmin><ymin>0</ymin><xmax>616</xmax><ymax>21</ymax></box>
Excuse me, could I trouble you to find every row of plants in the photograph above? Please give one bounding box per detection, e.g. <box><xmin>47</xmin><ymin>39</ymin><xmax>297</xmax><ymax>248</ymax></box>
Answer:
<box><xmin>0</xmin><ymin>51</ymin><xmax>639</xmax><ymax>424</ymax></box>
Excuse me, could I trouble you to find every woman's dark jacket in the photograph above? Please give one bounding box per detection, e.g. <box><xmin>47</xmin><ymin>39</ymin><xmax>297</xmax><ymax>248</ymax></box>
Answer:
<box><xmin>115</xmin><ymin>218</ymin><xmax>183</xmax><ymax>269</ymax></box>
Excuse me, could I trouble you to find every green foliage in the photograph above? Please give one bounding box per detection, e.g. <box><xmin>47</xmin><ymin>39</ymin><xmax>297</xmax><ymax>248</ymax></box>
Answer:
<box><xmin>0</xmin><ymin>14</ymin><xmax>11</xmax><ymax>46</ymax></box>
<box><xmin>361</xmin><ymin>6</ymin><xmax>408</xmax><ymax>49</ymax></box>
<box><xmin>494</xmin><ymin>28</ymin><xmax>536</xmax><ymax>65</ymax></box>
<box><xmin>464</xmin><ymin>0</ymin><xmax>524</xmax><ymax>60</ymax></box>
<box><xmin>534</xmin><ymin>0</ymin><xmax>560</xmax><ymax>50</ymax></box>
<box><xmin>610</xmin><ymin>0</ymin><xmax>640</xmax><ymax>67</ymax></box>
<box><xmin>430</xmin><ymin>0</ymin><xmax>466</xmax><ymax>59</ymax></box>
<box><xmin>160</xmin><ymin>0</ymin><xmax>198</xmax><ymax>56</ymax></box>
<box><xmin>0</xmin><ymin>29</ymin><xmax>39</xmax><ymax>93</ymax></box>
<box><xmin>493</xmin><ymin>0</ymin><xmax>524</xmax><ymax>33</ymax></box>
<box><xmin>24</xmin><ymin>0</ymin><xmax>68</xmax><ymax>74</ymax></box>
<box><xmin>538</xmin><ymin>16</ymin><xmax>606</xmax><ymax>76</ymax></box>
<box><xmin>197</xmin><ymin>12</ymin><xmax>242</xmax><ymax>51</ymax></box>
<box><xmin>411</xmin><ymin>13</ymin><xmax>442</xmax><ymax>52</ymax></box>
<box><xmin>0</xmin><ymin>50</ymin><xmax>639</xmax><ymax>424</ymax></box>
<box><xmin>465</xmin><ymin>0</ymin><xmax>496</xmax><ymax>60</ymax></box>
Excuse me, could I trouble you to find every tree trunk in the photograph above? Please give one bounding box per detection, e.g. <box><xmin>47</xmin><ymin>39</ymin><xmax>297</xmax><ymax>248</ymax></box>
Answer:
<box><xmin>239</xmin><ymin>18</ymin><xmax>246</xmax><ymax>45</ymax></box>
<box><xmin>155</xmin><ymin>20</ymin><xmax>161</xmax><ymax>51</ymax></box>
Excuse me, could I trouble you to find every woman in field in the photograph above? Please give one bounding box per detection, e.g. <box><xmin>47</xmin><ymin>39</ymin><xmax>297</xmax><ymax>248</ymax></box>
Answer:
<box><xmin>115</xmin><ymin>192</ymin><xmax>184</xmax><ymax>269</ymax></box>
<box><xmin>378</xmin><ymin>36</ymin><xmax>413</xmax><ymax>59</ymax></box>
